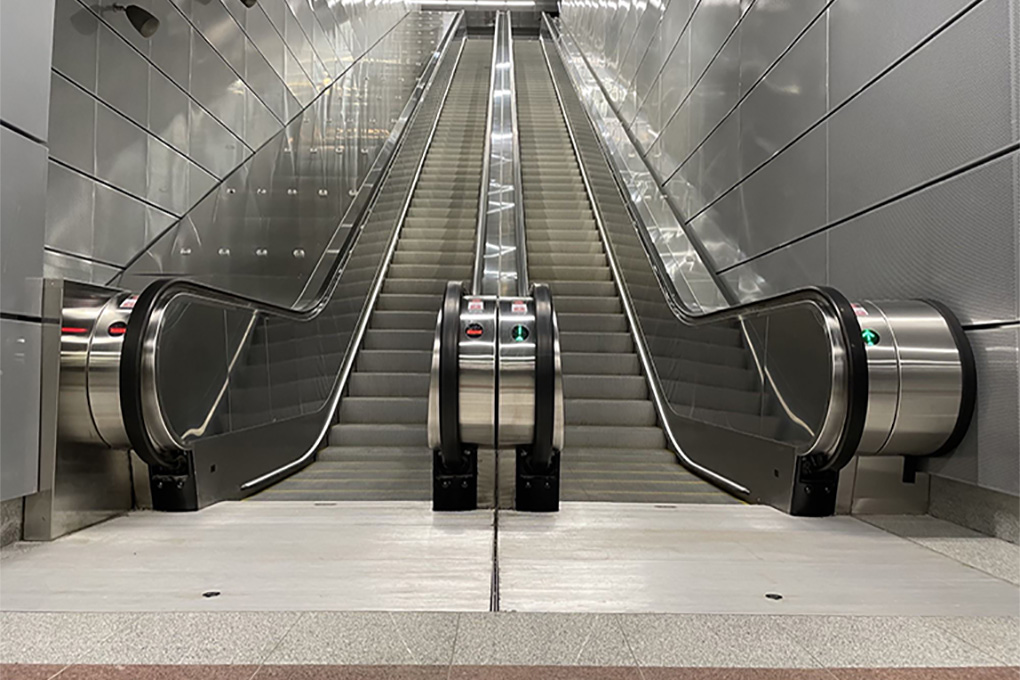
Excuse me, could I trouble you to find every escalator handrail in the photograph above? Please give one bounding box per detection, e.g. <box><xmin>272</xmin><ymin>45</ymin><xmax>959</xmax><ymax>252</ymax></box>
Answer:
<box><xmin>471</xmin><ymin>13</ymin><xmax>503</xmax><ymax>296</ymax></box>
<box><xmin>507</xmin><ymin>15</ymin><xmax>529</xmax><ymax>298</ymax></box>
<box><xmin>120</xmin><ymin>13</ymin><xmax>467</xmax><ymax>470</ymax></box>
<box><xmin>539</xmin><ymin>15</ymin><xmax>868</xmax><ymax>475</ymax></box>
<box><xmin>531</xmin><ymin>283</ymin><xmax>557</xmax><ymax>471</ymax></box>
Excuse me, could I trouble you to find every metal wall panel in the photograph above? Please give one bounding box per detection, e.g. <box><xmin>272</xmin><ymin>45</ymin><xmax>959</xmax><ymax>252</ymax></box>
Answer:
<box><xmin>0</xmin><ymin>129</ymin><xmax>47</xmax><ymax>317</ymax></box>
<box><xmin>828</xmin><ymin>0</ymin><xmax>972</xmax><ymax>109</ymax></box>
<box><xmin>95</xmin><ymin>103</ymin><xmax>149</xmax><ymax>198</ymax></box>
<box><xmin>720</xmin><ymin>233</ymin><xmax>827</xmax><ymax>304</ymax></box>
<box><xmin>686</xmin><ymin>124</ymin><xmax>827</xmax><ymax>268</ymax></box>
<box><xmin>828</xmin><ymin>152</ymin><xmax>1018</xmax><ymax>327</ymax></box>
<box><xmin>94</xmin><ymin>181</ymin><xmax>148</xmax><ymax>266</ymax></box>
<box><xmin>0</xmin><ymin>319</ymin><xmax>42</xmax><ymax>501</ymax></box>
<box><xmin>738</xmin><ymin>0</ymin><xmax>827</xmax><ymax>96</ymax></box>
<box><xmin>148</xmin><ymin>69</ymin><xmax>191</xmax><ymax>155</ymax></box>
<box><xmin>0</xmin><ymin>0</ymin><xmax>56</xmax><ymax>141</ymax></box>
<box><xmin>44</xmin><ymin>162</ymin><xmax>95</xmax><ymax>260</ymax></box>
<box><xmin>829</xmin><ymin>0</ymin><xmax>1014</xmax><ymax>223</ymax></box>
<box><xmin>736</xmin><ymin>15</ymin><xmax>826</xmax><ymax>178</ymax></box>
<box><xmin>921</xmin><ymin>327</ymin><xmax>1020</xmax><ymax>497</ymax></box>
<box><xmin>51</xmin><ymin>0</ymin><xmax>98</xmax><ymax>91</ymax></box>
<box><xmin>97</xmin><ymin>23</ymin><xmax>150</xmax><ymax>127</ymax></box>
<box><xmin>47</xmin><ymin>74</ymin><xmax>96</xmax><ymax>176</ymax></box>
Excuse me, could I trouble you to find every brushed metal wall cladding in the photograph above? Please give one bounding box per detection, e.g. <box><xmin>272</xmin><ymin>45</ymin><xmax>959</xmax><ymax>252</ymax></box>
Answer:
<box><xmin>0</xmin><ymin>320</ymin><xmax>42</xmax><ymax>501</ymax></box>
<box><xmin>43</xmin><ymin>0</ymin><xmax>413</xmax><ymax>286</ymax></box>
<box><xmin>719</xmin><ymin>234</ymin><xmax>826</xmax><ymax>304</ymax></box>
<box><xmin>828</xmin><ymin>0</ymin><xmax>973</xmax><ymax>109</ymax></box>
<box><xmin>738</xmin><ymin>0</ymin><xmax>827</xmax><ymax>97</ymax></box>
<box><xmin>682</xmin><ymin>125</ymin><xmax>827</xmax><ymax>269</ymax></box>
<box><xmin>42</xmin><ymin>251</ymin><xmax>114</xmax><ymax>285</ymax></box>
<box><xmin>921</xmin><ymin>327</ymin><xmax>1020</xmax><ymax>497</ymax></box>
<box><xmin>48</xmin><ymin>74</ymin><xmax>96</xmax><ymax>176</ymax></box>
<box><xmin>828</xmin><ymin>152</ymin><xmax>1019</xmax><ymax>327</ymax></box>
<box><xmin>0</xmin><ymin>130</ymin><xmax>47</xmax><ymax>318</ymax></box>
<box><xmin>45</xmin><ymin>163</ymin><xmax>95</xmax><ymax>261</ymax></box>
<box><xmin>0</xmin><ymin>0</ymin><xmax>55</xmax><ymax>142</ymax></box>
<box><xmin>828</xmin><ymin>0</ymin><xmax>1015</xmax><ymax>224</ymax></box>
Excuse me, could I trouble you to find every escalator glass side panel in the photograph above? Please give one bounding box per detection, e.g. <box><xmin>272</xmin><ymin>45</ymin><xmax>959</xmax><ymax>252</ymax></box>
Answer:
<box><xmin>125</xmin><ymin>18</ymin><xmax>470</xmax><ymax>498</ymax></box>
<box><xmin>118</xmin><ymin>12</ymin><xmax>458</xmax><ymax>311</ymax></box>
<box><xmin>540</xmin><ymin>22</ymin><xmax>860</xmax><ymax>455</ymax></box>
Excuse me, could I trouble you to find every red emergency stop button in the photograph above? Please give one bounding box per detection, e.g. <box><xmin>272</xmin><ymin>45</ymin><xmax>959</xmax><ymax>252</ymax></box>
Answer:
<box><xmin>465</xmin><ymin>323</ymin><xmax>484</xmax><ymax>338</ymax></box>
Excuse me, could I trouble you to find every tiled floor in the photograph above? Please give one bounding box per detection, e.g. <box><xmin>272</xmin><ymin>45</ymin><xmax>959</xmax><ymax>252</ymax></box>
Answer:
<box><xmin>498</xmin><ymin>504</ymin><xmax>1020</xmax><ymax>615</ymax></box>
<box><xmin>1</xmin><ymin>502</ymin><xmax>1018</xmax><ymax>677</ymax></box>
<box><xmin>0</xmin><ymin>611</ymin><xmax>1017</xmax><ymax>676</ymax></box>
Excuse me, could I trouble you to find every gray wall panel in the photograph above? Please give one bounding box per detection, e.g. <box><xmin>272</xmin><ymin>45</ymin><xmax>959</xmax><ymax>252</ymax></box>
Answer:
<box><xmin>828</xmin><ymin>0</ymin><xmax>1015</xmax><ymax>223</ymax></box>
<box><xmin>737</xmin><ymin>16</ymin><xmax>827</xmax><ymax>177</ymax></box>
<box><xmin>44</xmin><ymin>162</ymin><xmax>95</xmax><ymax>260</ymax></box>
<box><xmin>921</xmin><ymin>327</ymin><xmax>1020</xmax><ymax>497</ymax></box>
<box><xmin>828</xmin><ymin>152</ymin><xmax>1018</xmax><ymax>327</ymax></box>
<box><xmin>720</xmin><ymin>233</ymin><xmax>827</xmax><ymax>303</ymax></box>
<box><xmin>41</xmin><ymin>0</ymin><xmax>411</xmax><ymax>285</ymax></box>
<box><xmin>48</xmin><ymin>74</ymin><xmax>96</xmax><ymax>175</ymax></box>
<box><xmin>688</xmin><ymin>125</ymin><xmax>827</xmax><ymax>267</ymax></box>
<box><xmin>0</xmin><ymin>130</ymin><xmax>47</xmax><ymax>317</ymax></box>
<box><xmin>0</xmin><ymin>0</ymin><xmax>56</xmax><ymax>141</ymax></box>
<box><xmin>738</xmin><ymin>0</ymin><xmax>827</xmax><ymax>95</ymax></box>
<box><xmin>828</xmin><ymin>0</ymin><xmax>972</xmax><ymax>108</ymax></box>
<box><xmin>0</xmin><ymin>320</ymin><xmax>42</xmax><ymax>501</ymax></box>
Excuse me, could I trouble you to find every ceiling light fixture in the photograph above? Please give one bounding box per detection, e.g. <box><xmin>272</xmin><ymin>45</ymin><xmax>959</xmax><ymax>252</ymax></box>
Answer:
<box><xmin>111</xmin><ymin>4</ymin><xmax>160</xmax><ymax>38</ymax></box>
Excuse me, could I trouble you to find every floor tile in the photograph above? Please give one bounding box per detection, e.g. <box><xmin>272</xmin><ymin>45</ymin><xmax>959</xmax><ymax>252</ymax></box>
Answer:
<box><xmin>451</xmin><ymin>613</ymin><xmax>635</xmax><ymax>666</ymax></box>
<box><xmin>0</xmin><ymin>503</ymin><xmax>492</xmax><ymax>613</ymax></box>
<box><xmin>616</xmin><ymin>614</ymin><xmax>818</xmax><ymax>668</ymax></box>
<box><xmin>927</xmin><ymin>618</ymin><xmax>1020</xmax><ymax>665</ymax></box>
<box><xmin>262</xmin><ymin>612</ymin><xmax>455</xmax><ymax>665</ymax></box>
<box><xmin>0</xmin><ymin>613</ymin><xmax>136</xmax><ymax>664</ymax></box>
<box><xmin>863</xmin><ymin>516</ymin><xmax>1020</xmax><ymax>585</ymax></box>
<box><xmin>775</xmin><ymin>616</ymin><xmax>1001</xmax><ymax>668</ymax></box>
<box><xmin>499</xmin><ymin>504</ymin><xmax>1020</xmax><ymax>615</ymax></box>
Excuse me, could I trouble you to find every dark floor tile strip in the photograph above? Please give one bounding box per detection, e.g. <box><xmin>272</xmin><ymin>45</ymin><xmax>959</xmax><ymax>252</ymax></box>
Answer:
<box><xmin>0</xmin><ymin>664</ymin><xmax>66</xmax><ymax>680</ymax></box>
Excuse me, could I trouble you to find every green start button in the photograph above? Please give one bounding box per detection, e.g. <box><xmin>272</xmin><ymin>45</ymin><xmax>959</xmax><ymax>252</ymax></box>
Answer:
<box><xmin>511</xmin><ymin>325</ymin><xmax>529</xmax><ymax>342</ymax></box>
<box><xmin>862</xmin><ymin>328</ymin><xmax>880</xmax><ymax>346</ymax></box>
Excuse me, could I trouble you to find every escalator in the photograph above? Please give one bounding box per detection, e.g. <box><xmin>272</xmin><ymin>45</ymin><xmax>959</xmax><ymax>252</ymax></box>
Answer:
<box><xmin>515</xmin><ymin>41</ymin><xmax>736</xmax><ymax>504</ymax></box>
<box><xmin>258</xmin><ymin>40</ymin><xmax>493</xmax><ymax>501</ymax></box>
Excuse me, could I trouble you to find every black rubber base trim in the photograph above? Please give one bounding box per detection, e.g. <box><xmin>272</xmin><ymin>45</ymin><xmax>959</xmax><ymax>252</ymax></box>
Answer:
<box><xmin>515</xmin><ymin>446</ymin><xmax>560</xmax><ymax>512</ymax></box>
<box><xmin>433</xmin><ymin>446</ymin><xmax>478</xmax><ymax>511</ymax></box>
<box><xmin>789</xmin><ymin>456</ymin><xmax>838</xmax><ymax>517</ymax></box>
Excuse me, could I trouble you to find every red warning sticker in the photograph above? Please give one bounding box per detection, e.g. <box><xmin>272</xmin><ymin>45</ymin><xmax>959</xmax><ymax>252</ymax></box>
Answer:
<box><xmin>511</xmin><ymin>300</ymin><xmax>527</xmax><ymax>314</ymax></box>
<box><xmin>851</xmin><ymin>303</ymin><xmax>868</xmax><ymax>317</ymax></box>
<box><xmin>120</xmin><ymin>295</ymin><xmax>138</xmax><ymax>309</ymax></box>
<box><xmin>468</xmin><ymin>299</ymin><xmax>483</xmax><ymax>312</ymax></box>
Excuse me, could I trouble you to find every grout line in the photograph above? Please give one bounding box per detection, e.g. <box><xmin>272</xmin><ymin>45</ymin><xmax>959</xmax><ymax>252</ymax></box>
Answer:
<box><xmin>615</xmin><ymin>614</ymin><xmax>647</xmax><ymax>680</ymax></box>
<box><xmin>389</xmin><ymin>611</ymin><xmax>420</xmax><ymax>664</ymax></box>
<box><xmin>572</xmin><ymin>613</ymin><xmax>600</xmax><ymax>664</ymax></box>
<box><xmin>249</xmin><ymin>610</ymin><xmax>307</xmax><ymax>678</ymax></box>
<box><xmin>446</xmin><ymin>613</ymin><xmax>462</xmax><ymax>680</ymax></box>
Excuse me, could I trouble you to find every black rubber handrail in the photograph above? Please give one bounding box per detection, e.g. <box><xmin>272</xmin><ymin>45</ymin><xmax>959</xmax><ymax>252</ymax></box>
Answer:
<box><xmin>530</xmin><ymin>283</ymin><xmax>556</xmax><ymax>472</ymax></box>
<box><xmin>437</xmin><ymin>281</ymin><xmax>464</xmax><ymax>470</ymax></box>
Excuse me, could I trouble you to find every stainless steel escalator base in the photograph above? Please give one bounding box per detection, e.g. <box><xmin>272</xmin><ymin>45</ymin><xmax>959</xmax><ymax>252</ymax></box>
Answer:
<box><xmin>516</xmin><ymin>40</ymin><xmax>739</xmax><ymax>505</ymax></box>
<box><xmin>254</xmin><ymin>40</ymin><xmax>494</xmax><ymax>502</ymax></box>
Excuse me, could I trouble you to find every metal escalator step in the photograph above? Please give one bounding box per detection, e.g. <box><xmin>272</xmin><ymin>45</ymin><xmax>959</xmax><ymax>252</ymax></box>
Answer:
<box><xmin>329</xmin><ymin>423</ymin><xmax>428</xmax><ymax>447</ymax></box>
<box><xmin>339</xmin><ymin>397</ymin><xmax>428</xmax><ymax>424</ymax></box>
<box><xmin>565</xmin><ymin>425</ymin><xmax>666</xmax><ymax>449</ymax></box>
<box><xmin>348</xmin><ymin>372</ymin><xmax>431</xmax><ymax>396</ymax></box>
<box><xmin>355</xmin><ymin>349</ymin><xmax>431</xmax><ymax>372</ymax></box>
<box><xmin>564</xmin><ymin>398</ymin><xmax>656</xmax><ymax>426</ymax></box>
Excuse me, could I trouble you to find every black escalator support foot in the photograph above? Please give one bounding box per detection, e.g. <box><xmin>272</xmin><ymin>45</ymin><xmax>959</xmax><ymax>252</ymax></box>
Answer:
<box><xmin>789</xmin><ymin>456</ymin><xmax>838</xmax><ymax>517</ymax></box>
<box><xmin>149</xmin><ymin>455</ymin><xmax>199</xmax><ymax>511</ymax></box>
<box><xmin>515</xmin><ymin>446</ymin><xmax>560</xmax><ymax>512</ymax></box>
<box><xmin>433</xmin><ymin>447</ymin><xmax>478</xmax><ymax>511</ymax></box>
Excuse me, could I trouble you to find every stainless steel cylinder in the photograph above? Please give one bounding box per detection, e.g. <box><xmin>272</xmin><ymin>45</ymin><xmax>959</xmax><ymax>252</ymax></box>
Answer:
<box><xmin>458</xmin><ymin>295</ymin><xmax>498</xmax><ymax>447</ymax></box>
<box><xmin>58</xmin><ymin>283</ymin><xmax>133</xmax><ymax>449</ymax></box>
<box><xmin>855</xmin><ymin>300</ymin><xmax>969</xmax><ymax>456</ymax></box>
<box><xmin>498</xmin><ymin>297</ymin><xmax>536</xmax><ymax>446</ymax></box>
